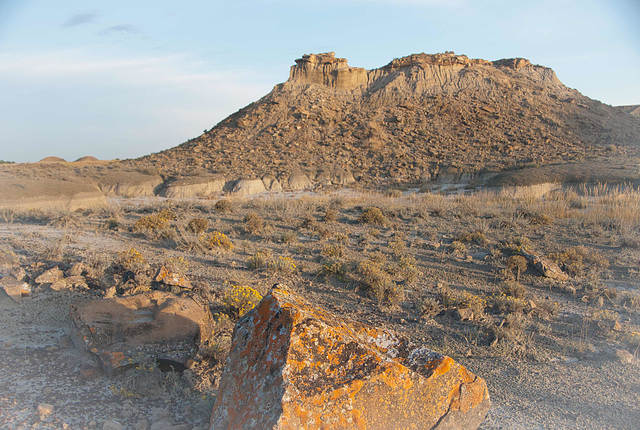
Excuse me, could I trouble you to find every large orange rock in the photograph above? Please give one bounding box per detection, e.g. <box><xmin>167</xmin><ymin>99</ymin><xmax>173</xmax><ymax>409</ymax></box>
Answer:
<box><xmin>210</xmin><ymin>285</ymin><xmax>490</xmax><ymax>430</ymax></box>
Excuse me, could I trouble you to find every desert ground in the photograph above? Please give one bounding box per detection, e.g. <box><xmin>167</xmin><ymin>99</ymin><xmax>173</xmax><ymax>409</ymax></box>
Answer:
<box><xmin>1</xmin><ymin>183</ymin><xmax>639</xmax><ymax>429</ymax></box>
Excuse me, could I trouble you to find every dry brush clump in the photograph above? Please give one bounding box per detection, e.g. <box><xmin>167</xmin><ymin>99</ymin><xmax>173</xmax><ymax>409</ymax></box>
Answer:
<box><xmin>549</xmin><ymin>246</ymin><xmax>609</xmax><ymax>277</ymax></box>
<box><xmin>132</xmin><ymin>209</ymin><xmax>176</xmax><ymax>239</ymax></box>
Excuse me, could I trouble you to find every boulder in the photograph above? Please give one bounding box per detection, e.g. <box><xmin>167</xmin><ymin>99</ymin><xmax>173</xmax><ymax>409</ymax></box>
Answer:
<box><xmin>160</xmin><ymin>176</ymin><xmax>226</xmax><ymax>199</ymax></box>
<box><xmin>155</xmin><ymin>265</ymin><xmax>191</xmax><ymax>289</ymax></box>
<box><xmin>35</xmin><ymin>267</ymin><xmax>64</xmax><ymax>285</ymax></box>
<box><xmin>231</xmin><ymin>178</ymin><xmax>266</xmax><ymax>197</ymax></box>
<box><xmin>287</xmin><ymin>172</ymin><xmax>313</xmax><ymax>190</ymax></box>
<box><xmin>522</xmin><ymin>250</ymin><xmax>569</xmax><ymax>281</ymax></box>
<box><xmin>262</xmin><ymin>175</ymin><xmax>283</xmax><ymax>192</ymax></box>
<box><xmin>70</xmin><ymin>291</ymin><xmax>214</xmax><ymax>375</ymax></box>
<box><xmin>210</xmin><ymin>285</ymin><xmax>490</xmax><ymax>430</ymax></box>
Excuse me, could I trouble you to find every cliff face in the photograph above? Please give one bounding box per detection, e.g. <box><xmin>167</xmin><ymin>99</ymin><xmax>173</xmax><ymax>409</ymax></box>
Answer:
<box><xmin>137</xmin><ymin>52</ymin><xmax>640</xmax><ymax>187</ymax></box>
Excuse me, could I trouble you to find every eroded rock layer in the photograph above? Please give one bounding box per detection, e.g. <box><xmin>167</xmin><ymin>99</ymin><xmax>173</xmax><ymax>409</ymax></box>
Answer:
<box><xmin>210</xmin><ymin>285</ymin><xmax>490</xmax><ymax>430</ymax></box>
<box><xmin>139</xmin><ymin>51</ymin><xmax>640</xmax><ymax>187</ymax></box>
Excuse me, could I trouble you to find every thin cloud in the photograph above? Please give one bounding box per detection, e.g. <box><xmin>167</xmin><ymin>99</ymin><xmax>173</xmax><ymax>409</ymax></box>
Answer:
<box><xmin>100</xmin><ymin>24</ymin><xmax>139</xmax><ymax>36</ymax></box>
<box><xmin>62</xmin><ymin>13</ymin><xmax>97</xmax><ymax>28</ymax></box>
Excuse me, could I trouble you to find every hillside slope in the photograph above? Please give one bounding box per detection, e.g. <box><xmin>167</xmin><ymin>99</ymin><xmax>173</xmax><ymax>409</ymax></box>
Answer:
<box><xmin>138</xmin><ymin>52</ymin><xmax>640</xmax><ymax>187</ymax></box>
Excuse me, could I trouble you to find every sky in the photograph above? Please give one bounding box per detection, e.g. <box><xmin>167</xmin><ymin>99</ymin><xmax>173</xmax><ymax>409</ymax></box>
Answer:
<box><xmin>0</xmin><ymin>0</ymin><xmax>639</xmax><ymax>163</ymax></box>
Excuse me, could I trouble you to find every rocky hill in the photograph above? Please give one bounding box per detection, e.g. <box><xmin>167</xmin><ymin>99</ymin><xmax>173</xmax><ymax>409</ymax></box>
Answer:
<box><xmin>135</xmin><ymin>52</ymin><xmax>640</xmax><ymax>187</ymax></box>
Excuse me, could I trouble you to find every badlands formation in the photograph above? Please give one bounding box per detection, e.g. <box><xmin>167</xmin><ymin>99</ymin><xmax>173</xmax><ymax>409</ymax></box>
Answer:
<box><xmin>2</xmin><ymin>51</ymin><xmax>640</xmax><ymax>209</ymax></box>
<box><xmin>1</xmin><ymin>52</ymin><xmax>640</xmax><ymax>429</ymax></box>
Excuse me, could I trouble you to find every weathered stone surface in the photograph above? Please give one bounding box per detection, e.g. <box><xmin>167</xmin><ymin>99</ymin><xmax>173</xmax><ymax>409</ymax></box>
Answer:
<box><xmin>210</xmin><ymin>285</ymin><xmax>490</xmax><ymax>430</ymax></box>
<box><xmin>94</xmin><ymin>170</ymin><xmax>164</xmax><ymax>198</ymax></box>
<box><xmin>231</xmin><ymin>178</ymin><xmax>267</xmax><ymax>196</ymax></box>
<box><xmin>160</xmin><ymin>176</ymin><xmax>226</xmax><ymax>198</ymax></box>
<box><xmin>155</xmin><ymin>265</ymin><xmax>191</xmax><ymax>289</ymax></box>
<box><xmin>0</xmin><ymin>276</ymin><xmax>31</xmax><ymax>303</ymax></box>
<box><xmin>70</xmin><ymin>291</ymin><xmax>214</xmax><ymax>375</ymax></box>
<box><xmin>0</xmin><ymin>177</ymin><xmax>107</xmax><ymax>211</ymax></box>
<box><xmin>262</xmin><ymin>175</ymin><xmax>283</xmax><ymax>191</ymax></box>
<box><xmin>287</xmin><ymin>172</ymin><xmax>313</xmax><ymax>190</ymax></box>
<box><xmin>523</xmin><ymin>250</ymin><xmax>569</xmax><ymax>281</ymax></box>
<box><xmin>35</xmin><ymin>267</ymin><xmax>64</xmax><ymax>285</ymax></box>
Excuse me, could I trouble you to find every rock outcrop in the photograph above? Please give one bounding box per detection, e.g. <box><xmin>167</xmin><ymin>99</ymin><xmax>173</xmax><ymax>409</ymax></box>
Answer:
<box><xmin>94</xmin><ymin>170</ymin><xmax>164</xmax><ymax>197</ymax></box>
<box><xmin>210</xmin><ymin>285</ymin><xmax>490</xmax><ymax>430</ymax></box>
<box><xmin>138</xmin><ymin>51</ymin><xmax>640</xmax><ymax>188</ymax></box>
<box><xmin>160</xmin><ymin>175</ymin><xmax>226</xmax><ymax>198</ymax></box>
<box><xmin>70</xmin><ymin>291</ymin><xmax>214</xmax><ymax>375</ymax></box>
<box><xmin>0</xmin><ymin>177</ymin><xmax>108</xmax><ymax>211</ymax></box>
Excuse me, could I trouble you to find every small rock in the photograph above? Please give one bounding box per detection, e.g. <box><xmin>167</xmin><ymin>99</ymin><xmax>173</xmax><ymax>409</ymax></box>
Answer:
<box><xmin>35</xmin><ymin>267</ymin><xmax>64</xmax><ymax>285</ymax></box>
<box><xmin>80</xmin><ymin>366</ymin><xmax>103</xmax><ymax>380</ymax></box>
<box><xmin>150</xmin><ymin>417</ymin><xmax>176</xmax><ymax>430</ymax></box>
<box><xmin>50</xmin><ymin>279</ymin><xmax>70</xmax><ymax>291</ymax></box>
<box><xmin>10</xmin><ymin>267</ymin><xmax>26</xmax><ymax>281</ymax></box>
<box><xmin>38</xmin><ymin>403</ymin><xmax>54</xmax><ymax>417</ymax></box>
<box><xmin>615</xmin><ymin>349</ymin><xmax>635</xmax><ymax>364</ymax></box>
<box><xmin>103</xmin><ymin>286</ymin><xmax>117</xmax><ymax>298</ymax></box>
<box><xmin>66</xmin><ymin>262</ymin><xmax>85</xmax><ymax>277</ymax></box>
<box><xmin>42</xmin><ymin>387</ymin><xmax>53</xmax><ymax>396</ymax></box>
<box><xmin>103</xmin><ymin>420</ymin><xmax>123</xmax><ymax>430</ymax></box>
<box><xmin>88</xmin><ymin>420</ymin><xmax>97</xmax><ymax>429</ymax></box>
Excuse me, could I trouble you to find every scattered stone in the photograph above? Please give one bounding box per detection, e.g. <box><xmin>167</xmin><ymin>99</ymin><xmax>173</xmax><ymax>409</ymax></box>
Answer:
<box><xmin>89</xmin><ymin>420</ymin><xmax>97</xmax><ymax>429</ymax></box>
<box><xmin>66</xmin><ymin>263</ymin><xmax>86</xmax><ymax>277</ymax></box>
<box><xmin>70</xmin><ymin>291</ymin><xmax>215</xmax><ymax>375</ymax></box>
<box><xmin>155</xmin><ymin>266</ymin><xmax>191</xmax><ymax>289</ymax></box>
<box><xmin>211</xmin><ymin>284</ymin><xmax>491</xmax><ymax>430</ymax></box>
<box><xmin>614</xmin><ymin>349</ymin><xmax>635</xmax><ymax>364</ymax></box>
<box><xmin>0</xmin><ymin>276</ymin><xmax>31</xmax><ymax>303</ymax></box>
<box><xmin>35</xmin><ymin>267</ymin><xmax>64</xmax><ymax>285</ymax></box>
<box><xmin>37</xmin><ymin>403</ymin><xmax>54</xmax><ymax>417</ymax></box>
<box><xmin>10</xmin><ymin>266</ymin><xmax>26</xmax><ymax>282</ymax></box>
<box><xmin>522</xmin><ymin>251</ymin><xmax>569</xmax><ymax>281</ymax></box>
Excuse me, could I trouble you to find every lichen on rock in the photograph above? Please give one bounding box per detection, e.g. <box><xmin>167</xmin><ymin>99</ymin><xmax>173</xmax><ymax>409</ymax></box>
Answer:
<box><xmin>210</xmin><ymin>284</ymin><xmax>490</xmax><ymax>430</ymax></box>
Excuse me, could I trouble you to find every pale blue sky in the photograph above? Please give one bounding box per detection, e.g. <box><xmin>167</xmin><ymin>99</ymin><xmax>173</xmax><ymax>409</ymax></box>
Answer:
<box><xmin>1</xmin><ymin>0</ymin><xmax>639</xmax><ymax>162</ymax></box>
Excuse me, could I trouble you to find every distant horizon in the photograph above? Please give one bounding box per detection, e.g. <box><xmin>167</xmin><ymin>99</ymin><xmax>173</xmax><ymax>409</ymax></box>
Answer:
<box><xmin>1</xmin><ymin>0</ymin><xmax>639</xmax><ymax>163</ymax></box>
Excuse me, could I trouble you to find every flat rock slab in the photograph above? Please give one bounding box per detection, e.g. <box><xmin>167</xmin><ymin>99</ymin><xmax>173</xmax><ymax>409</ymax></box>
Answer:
<box><xmin>70</xmin><ymin>291</ymin><xmax>214</xmax><ymax>375</ymax></box>
<box><xmin>210</xmin><ymin>285</ymin><xmax>490</xmax><ymax>430</ymax></box>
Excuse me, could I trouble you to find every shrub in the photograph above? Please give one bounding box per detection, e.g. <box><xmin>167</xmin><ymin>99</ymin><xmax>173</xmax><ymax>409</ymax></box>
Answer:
<box><xmin>132</xmin><ymin>209</ymin><xmax>176</xmax><ymax>239</ymax></box>
<box><xmin>357</xmin><ymin>258</ymin><xmax>403</xmax><ymax>306</ymax></box>
<box><xmin>320</xmin><ymin>258</ymin><xmax>349</xmax><ymax>280</ymax></box>
<box><xmin>187</xmin><ymin>218</ymin><xmax>209</xmax><ymax>234</ymax></box>
<box><xmin>549</xmin><ymin>246</ymin><xmax>609</xmax><ymax>277</ymax></box>
<box><xmin>490</xmin><ymin>293</ymin><xmax>528</xmax><ymax>314</ymax></box>
<box><xmin>268</xmin><ymin>256</ymin><xmax>297</xmax><ymax>274</ymax></box>
<box><xmin>359</xmin><ymin>207</ymin><xmax>388</xmax><ymax>226</ymax></box>
<box><xmin>323</xmin><ymin>209</ymin><xmax>338</xmax><ymax>223</ymax></box>
<box><xmin>201</xmin><ymin>231</ymin><xmax>234</xmax><ymax>251</ymax></box>
<box><xmin>416</xmin><ymin>295</ymin><xmax>441</xmax><ymax>320</ymax></box>
<box><xmin>243</xmin><ymin>212</ymin><xmax>264</xmax><ymax>235</ymax></box>
<box><xmin>499</xmin><ymin>281</ymin><xmax>527</xmax><ymax>299</ymax></box>
<box><xmin>281</xmin><ymin>231</ymin><xmax>298</xmax><ymax>244</ymax></box>
<box><xmin>440</xmin><ymin>287</ymin><xmax>487</xmax><ymax>316</ymax></box>
<box><xmin>223</xmin><ymin>285</ymin><xmax>263</xmax><ymax>318</ymax></box>
<box><xmin>449</xmin><ymin>240</ymin><xmax>466</xmax><ymax>254</ymax></box>
<box><xmin>214</xmin><ymin>199</ymin><xmax>233</xmax><ymax>212</ymax></box>
<box><xmin>247</xmin><ymin>251</ymin><xmax>271</xmax><ymax>270</ymax></box>
<box><xmin>455</xmin><ymin>231</ymin><xmax>488</xmax><ymax>246</ymax></box>
<box><xmin>398</xmin><ymin>256</ymin><xmax>422</xmax><ymax>286</ymax></box>
<box><xmin>116</xmin><ymin>247</ymin><xmax>149</xmax><ymax>273</ymax></box>
<box><xmin>321</xmin><ymin>244</ymin><xmax>345</xmax><ymax>258</ymax></box>
<box><xmin>506</xmin><ymin>255</ymin><xmax>528</xmax><ymax>281</ymax></box>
